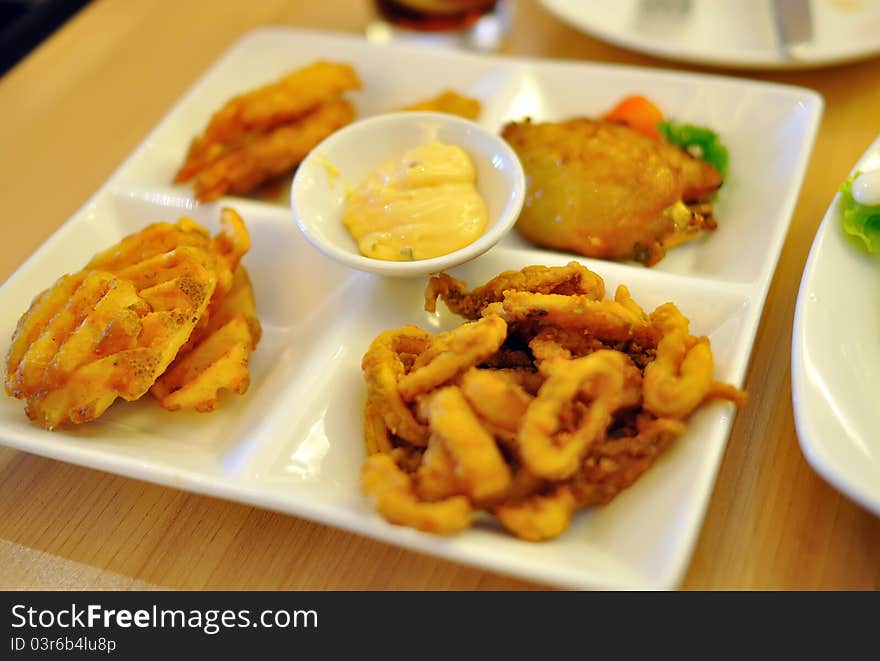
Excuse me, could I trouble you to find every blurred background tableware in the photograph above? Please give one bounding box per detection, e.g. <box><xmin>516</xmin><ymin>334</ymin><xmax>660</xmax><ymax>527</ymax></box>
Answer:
<box><xmin>540</xmin><ymin>0</ymin><xmax>880</xmax><ymax>69</ymax></box>
<box><xmin>366</xmin><ymin>0</ymin><xmax>512</xmax><ymax>51</ymax></box>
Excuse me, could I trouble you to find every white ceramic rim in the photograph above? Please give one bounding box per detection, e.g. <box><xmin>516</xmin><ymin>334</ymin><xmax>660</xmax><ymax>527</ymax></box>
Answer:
<box><xmin>290</xmin><ymin>111</ymin><xmax>526</xmax><ymax>277</ymax></box>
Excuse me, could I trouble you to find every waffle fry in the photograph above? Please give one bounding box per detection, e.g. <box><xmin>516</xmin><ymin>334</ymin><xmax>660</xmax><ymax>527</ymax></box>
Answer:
<box><xmin>152</xmin><ymin>265</ymin><xmax>261</xmax><ymax>412</ymax></box>
<box><xmin>4</xmin><ymin>208</ymin><xmax>259</xmax><ymax>429</ymax></box>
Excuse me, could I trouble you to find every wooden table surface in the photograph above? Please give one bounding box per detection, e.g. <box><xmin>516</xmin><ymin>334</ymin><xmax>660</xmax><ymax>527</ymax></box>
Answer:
<box><xmin>1</xmin><ymin>0</ymin><xmax>878</xmax><ymax>590</ymax></box>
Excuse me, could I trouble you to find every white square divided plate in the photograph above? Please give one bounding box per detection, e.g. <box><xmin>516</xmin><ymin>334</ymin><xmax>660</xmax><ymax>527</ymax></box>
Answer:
<box><xmin>792</xmin><ymin>135</ymin><xmax>880</xmax><ymax>518</ymax></box>
<box><xmin>0</xmin><ymin>28</ymin><xmax>822</xmax><ymax>590</ymax></box>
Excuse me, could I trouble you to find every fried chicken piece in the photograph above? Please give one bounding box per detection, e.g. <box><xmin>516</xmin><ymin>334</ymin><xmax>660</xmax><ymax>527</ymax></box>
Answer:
<box><xmin>425</xmin><ymin>261</ymin><xmax>605</xmax><ymax>319</ymax></box>
<box><xmin>192</xmin><ymin>99</ymin><xmax>355</xmax><ymax>202</ymax></box>
<box><xmin>401</xmin><ymin>89</ymin><xmax>481</xmax><ymax>120</ymax></box>
<box><xmin>502</xmin><ymin>118</ymin><xmax>723</xmax><ymax>265</ymax></box>
<box><xmin>176</xmin><ymin>61</ymin><xmax>360</xmax><ymax>183</ymax></box>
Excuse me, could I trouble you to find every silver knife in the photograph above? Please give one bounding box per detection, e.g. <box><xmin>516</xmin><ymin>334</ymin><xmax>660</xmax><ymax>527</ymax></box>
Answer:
<box><xmin>772</xmin><ymin>0</ymin><xmax>814</xmax><ymax>58</ymax></box>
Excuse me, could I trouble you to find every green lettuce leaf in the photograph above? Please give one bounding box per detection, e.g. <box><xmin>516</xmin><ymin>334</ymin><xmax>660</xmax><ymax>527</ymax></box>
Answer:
<box><xmin>840</xmin><ymin>171</ymin><xmax>880</xmax><ymax>253</ymax></box>
<box><xmin>657</xmin><ymin>120</ymin><xmax>729</xmax><ymax>177</ymax></box>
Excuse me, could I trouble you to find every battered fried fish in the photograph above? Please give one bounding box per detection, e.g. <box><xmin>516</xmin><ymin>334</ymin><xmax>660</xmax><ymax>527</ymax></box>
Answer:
<box><xmin>191</xmin><ymin>99</ymin><xmax>355</xmax><ymax>202</ymax></box>
<box><xmin>175</xmin><ymin>61</ymin><xmax>360</xmax><ymax>201</ymax></box>
<box><xmin>176</xmin><ymin>61</ymin><xmax>360</xmax><ymax>183</ymax></box>
<box><xmin>502</xmin><ymin>118</ymin><xmax>723</xmax><ymax>265</ymax></box>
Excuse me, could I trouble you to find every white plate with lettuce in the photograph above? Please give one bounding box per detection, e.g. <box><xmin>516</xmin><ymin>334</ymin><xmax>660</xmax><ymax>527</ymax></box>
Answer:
<box><xmin>792</xmin><ymin>134</ymin><xmax>880</xmax><ymax>517</ymax></box>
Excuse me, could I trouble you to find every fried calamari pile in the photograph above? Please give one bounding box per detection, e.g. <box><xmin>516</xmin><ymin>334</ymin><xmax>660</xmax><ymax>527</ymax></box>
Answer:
<box><xmin>175</xmin><ymin>60</ymin><xmax>361</xmax><ymax>201</ymax></box>
<box><xmin>5</xmin><ymin>209</ymin><xmax>261</xmax><ymax>429</ymax></box>
<box><xmin>502</xmin><ymin>118</ymin><xmax>723</xmax><ymax>266</ymax></box>
<box><xmin>359</xmin><ymin>262</ymin><xmax>745</xmax><ymax>540</ymax></box>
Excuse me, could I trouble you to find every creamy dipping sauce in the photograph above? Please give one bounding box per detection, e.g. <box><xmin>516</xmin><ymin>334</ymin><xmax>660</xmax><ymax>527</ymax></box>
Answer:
<box><xmin>342</xmin><ymin>141</ymin><xmax>488</xmax><ymax>261</ymax></box>
<box><xmin>852</xmin><ymin>170</ymin><xmax>880</xmax><ymax>206</ymax></box>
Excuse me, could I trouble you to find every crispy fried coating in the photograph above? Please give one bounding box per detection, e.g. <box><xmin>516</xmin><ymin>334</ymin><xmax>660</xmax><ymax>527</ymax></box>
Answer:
<box><xmin>10</xmin><ymin>256</ymin><xmax>216</xmax><ymax>429</ymax></box>
<box><xmin>401</xmin><ymin>89</ymin><xmax>481</xmax><ymax>120</ymax></box>
<box><xmin>358</xmin><ymin>263</ymin><xmax>745</xmax><ymax>540</ymax></box>
<box><xmin>491</xmin><ymin>291</ymin><xmax>659</xmax><ymax>347</ymax></box>
<box><xmin>494</xmin><ymin>486</ymin><xmax>577</xmax><ymax>542</ymax></box>
<box><xmin>502</xmin><ymin>118</ymin><xmax>723</xmax><ymax>265</ymax></box>
<box><xmin>5</xmin><ymin>209</ymin><xmax>259</xmax><ymax>429</ymax></box>
<box><xmin>364</xmin><ymin>401</ymin><xmax>394</xmax><ymax>455</ymax></box>
<box><xmin>87</xmin><ymin>210</ymin><xmax>249</xmax><ymax>306</ymax></box>
<box><xmin>426</xmin><ymin>386</ymin><xmax>512</xmax><ymax>502</ymax></box>
<box><xmin>460</xmin><ymin>368</ymin><xmax>532</xmax><ymax>434</ymax></box>
<box><xmin>425</xmin><ymin>261</ymin><xmax>605</xmax><ymax>319</ymax></box>
<box><xmin>149</xmin><ymin>316</ymin><xmax>252</xmax><ymax>412</ymax></box>
<box><xmin>398</xmin><ymin>316</ymin><xmax>507</xmax><ymax>401</ymax></box>
<box><xmin>528</xmin><ymin>326</ymin><xmax>606</xmax><ymax>364</ymax></box>
<box><xmin>491</xmin><ymin>367</ymin><xmax>545</xmax><ymax>396</ymax></box>
<box><xmin>151</xmin><ymin>266</ymin><xmax>261</xmax><ymax>412</ymax></box>
<box><xmin>569</xmin><ymin>415</ymin><xmax>687</xmax><ymax>507</ymax></box>
<box><xmin>416</xmin><ymin>434</ymin><xmax>461</xmax><ymax>501</ymax></box>
<box><xmin>176</xmin><ymin>61</ymin><xmax>360</xmax><ymax>182</ymax></box>
<box><xmin>517</xmin><ymin>350</ymin><xmax>635</xmax><ymax>481</ymax></box>
<box><xmin>362</xmin><ymin>326</ymin><xmax>432</xmax><ymax>446</ymax></box>
<box><xmin>362</xmin><ymin>453</ymin><xmax>473</xmax><ymax>535</ymax></box>
<box><xmin>641</xmin><ymin>302</ymin><xmax>746</xmax><ymax>419</ymax></box>
<box><xmin>86</xmin><ymin>218</ymin><xmax>211</xmax><ymax>272</ymax></box>
<box><xmin>192</xmin><ymin>99</ymin><xmax>355</xmax><ymax>202</ymax></box>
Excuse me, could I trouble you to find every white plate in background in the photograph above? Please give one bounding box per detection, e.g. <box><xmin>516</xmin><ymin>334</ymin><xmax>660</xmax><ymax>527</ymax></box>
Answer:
<box><xmin>0</xmin><ymin>28</ymin><xmax>823</xmax><ymax>589</ymax></box>
<box><xmin>792</xmin><ymin>135</ymin><xmax>880</xmax><ymax>517</ymax></box>
<box><xmin>541</xmin><ymin>0</ymin><xmax>880</xmax><ymax>70</ymax></box>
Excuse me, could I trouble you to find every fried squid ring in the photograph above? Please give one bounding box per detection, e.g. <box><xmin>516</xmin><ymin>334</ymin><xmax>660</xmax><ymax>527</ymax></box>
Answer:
<box><xmin>613</xmin><ymin>284</ymin><xmax>652</xmax><ymax>328</ymax></box>
<box><xmin>494</xmin><ymin>485</ymin><xmax>577</xmax><ymax>542</ymax></box>
<box><xmin>643</xmin><ymin>303</ymin><xmax>719</xmax><ymax>419</ymax></box>
<box><xmin>398</xmin><ymin>316</ymin><xmax>507</xmax><ymax>401</ymax></box>
<box><xmin>528</xmin><ymin>326</ymin><xmax>607</xmax><ymax>365</ymax></box>
<box><xmin>460</xmin><ymin>368</ymin><xmax>533</xmax><ymax>434</ymax></box>
<box><xmin>416</xmin><ymin>434</ymin><xmax>461</xmax><ymax>501</ymax></box>
<box><xmin>426</xmin><ymin>386</ymin><xmax>512</xmax><ymax>502</ymax></box>
<box><xmin>362</xmin><ymin>325</ymin><xmax>431</xmax><ymax>446</ymax></box>
<box><xmin>491</xmin><ymin>291</ymin><xmax>656</xmax><ymax>346</ymax></box>
<box><xmin>705</xmin><ymin>381</ymin><xmax>748</xmax><ymax>408</ymax></box>
<box><xmin>361</xmin><ymin>454</ymin><xmax>472</xmax><ymax>535</ymax></box>
<box><xmin>517</xmin><ymin>350</ymin><xmax>633</xmax><ymax>481</ymax></box>
<box><xmin>363</xmin><ymin>401</ymin><xmax>393</xmax><ymax>455</ymax></box>
<box><xmin>425</xmin><ymin>261</ymin><xmax>605</xmax><ymax>319</ymax></box>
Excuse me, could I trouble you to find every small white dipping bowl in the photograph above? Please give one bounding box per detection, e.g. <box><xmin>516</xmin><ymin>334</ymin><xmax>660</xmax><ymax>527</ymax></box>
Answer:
<box><xmin>290</xmin><ymin>111</ymin><xmax>525</xmax><ymax>278</ymax></box>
